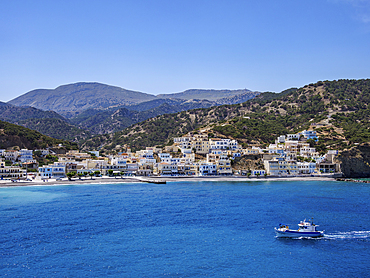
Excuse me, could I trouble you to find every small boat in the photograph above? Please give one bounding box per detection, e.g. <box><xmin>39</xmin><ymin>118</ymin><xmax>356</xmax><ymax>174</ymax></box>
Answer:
<box><xmin>275</xmin><ymin>218</ymin><xmax>324</xmax><ymax>238</ymax></box>
<box><xmin>142</xmin><ymin>179</ymin><xmax>166</xmax><ymax>184</ymax></box>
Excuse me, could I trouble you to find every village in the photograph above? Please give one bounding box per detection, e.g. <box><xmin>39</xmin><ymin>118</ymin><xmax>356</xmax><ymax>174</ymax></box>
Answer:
<box><xmin>0</xmin><ymin>129</ymin><xmax>341</xmax><ymax>181</ymax></box>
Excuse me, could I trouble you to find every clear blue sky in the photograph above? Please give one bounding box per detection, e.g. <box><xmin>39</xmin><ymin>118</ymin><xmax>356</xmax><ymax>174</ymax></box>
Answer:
<box><xmin>1</xmin><ymin>0</ymin><xmax>370</xmax><ymax>102</ymax></box>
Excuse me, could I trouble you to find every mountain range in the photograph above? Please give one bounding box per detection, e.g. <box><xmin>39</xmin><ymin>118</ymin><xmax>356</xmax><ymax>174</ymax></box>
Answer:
<box><xmin>8</xmin><ymin>83</ymin><xmax>156</xmax><ymax>116</ymax></box>
<box><xmin>4</xmin><ymin>82</ymin><xmax>260</xmax><ymax>139</ymax></box>
<box><xmin>8</xmin><ymin>82</ymin><xmax>260</xmax><ymax>117</ymax></box>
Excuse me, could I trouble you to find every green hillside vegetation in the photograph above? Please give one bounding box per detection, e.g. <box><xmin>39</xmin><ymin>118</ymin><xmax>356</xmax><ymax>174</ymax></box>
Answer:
<box><xmin>157</xmin><ymin>89</ymin><xmax>257</xmax><ymax>101</ymax></box>
<box><xmin>0</xmin><ymin>103</ymin><xmax>90</xmax><ymax>142</ymax></box>
<box><xmin>80</xmin><ymin>102</ymin><xmax>254</xmax><ymax>152</ymax></box>
<box><xmin>71</xmin><ymin>101</ymin><xmax>222</xmax><ymax>135</ymax></box>
<box><xmin>215</xmin><ymin>91</ymin><xmax>262</xmax><ymax>105</ymax></box>
<box><xmin>16</xmin><ymin>118</ymin><xmax>91</xmax><ymax>142</ymax></box>
<box><xmin>126</xmin><ymin>98</ymin><xmax>216</xmax><ymax>112</ymax></box>
<box><xmin>0</xmin><ymin>120</ymin><xmax>78</xmax><ymax>150</ymax></box>
<box><xmin>81</xmin><ymin>79</ymin><xmax>370</xmax><ymax>154</ymax></box>
<box><xmin>212</xmin><ymin>79</ymin><xmax>370</xmax><ymax>152</ymax></box>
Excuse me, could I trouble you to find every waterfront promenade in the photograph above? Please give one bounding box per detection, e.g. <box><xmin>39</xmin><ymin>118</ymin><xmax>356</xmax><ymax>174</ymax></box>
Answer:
<box><xmin>0</xmin><ymin>174</ymin><xmax>337</xmax><ymax>187</ymax></box>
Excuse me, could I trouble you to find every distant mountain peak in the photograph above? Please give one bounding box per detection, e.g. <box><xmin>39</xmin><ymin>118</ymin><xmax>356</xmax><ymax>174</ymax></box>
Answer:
<box><xmin>8</xmin><ymin>82</ymin><xmax>157</xmax><ymax>114</ymax></box>
<box><xmin>8</xmin><ymin>83</ymin><xmax>259</xmax><ymax>116</ymax></box>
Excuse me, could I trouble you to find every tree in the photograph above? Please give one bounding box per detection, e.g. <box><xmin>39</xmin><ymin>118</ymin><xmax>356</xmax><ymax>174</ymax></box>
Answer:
<box><xmin>107</xmin><ymin>169</ymin><xmax>114</xmax><ymax>176</ymax></box>
<box><xmin>66</xmin><ymin>171</ymin><xmax>76</xmax><ymax>181</ymax></box>
<box><xmin>89</xmin><ymin>172</ymin><xmax>94</xmax><ymax>179</ymax></box>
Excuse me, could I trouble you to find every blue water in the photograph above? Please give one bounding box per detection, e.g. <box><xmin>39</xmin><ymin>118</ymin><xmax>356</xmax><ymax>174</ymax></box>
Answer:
<box><xmin>1</xmin><ymin>180</ymin><xmax>370</xmax><ymax>277</ymax></box>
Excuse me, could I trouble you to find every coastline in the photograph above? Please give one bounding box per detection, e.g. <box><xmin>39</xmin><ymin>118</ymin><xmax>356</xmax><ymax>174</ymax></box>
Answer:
<box><xmin>0</xmin><ymin>175</ymin><xmax>338</xmax><ymax>188</ymax></box>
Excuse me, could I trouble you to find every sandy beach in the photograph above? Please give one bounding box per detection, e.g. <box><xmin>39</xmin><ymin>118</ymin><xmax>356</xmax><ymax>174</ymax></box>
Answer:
<box><xmin>0</xmin><ymin>175</ymin><xmax>338</xmax><ymax>187</ymax></box>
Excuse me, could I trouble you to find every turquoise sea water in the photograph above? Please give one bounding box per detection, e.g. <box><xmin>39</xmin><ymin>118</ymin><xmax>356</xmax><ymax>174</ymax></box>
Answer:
<box><xmin>1</xmin><ymin>180</ymin><xmax>370</xmax><ymax>277</ymax></box>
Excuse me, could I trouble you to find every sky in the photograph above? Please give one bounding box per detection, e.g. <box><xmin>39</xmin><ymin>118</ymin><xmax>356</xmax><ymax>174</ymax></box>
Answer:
<box><xmin>1</xmin><ymin>0</ymin><xmax>370</xmax><ymax>102</ymax></box>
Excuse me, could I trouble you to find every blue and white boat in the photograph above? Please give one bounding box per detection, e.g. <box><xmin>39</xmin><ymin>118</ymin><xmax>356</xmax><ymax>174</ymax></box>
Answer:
<box><xmin>275</xmin><ymin>219</ymin><xmax>324</xmax><ymax>238</ymax></box>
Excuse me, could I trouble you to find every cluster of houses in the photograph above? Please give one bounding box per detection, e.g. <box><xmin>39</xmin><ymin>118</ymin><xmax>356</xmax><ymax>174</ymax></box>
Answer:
<box><xmin>0</xmin><ymin>129</ymin><xmax>341</xmax><ymax>180</ymax></box>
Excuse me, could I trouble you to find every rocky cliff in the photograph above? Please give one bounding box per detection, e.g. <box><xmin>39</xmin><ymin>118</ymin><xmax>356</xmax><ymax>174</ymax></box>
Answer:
<box><xmin>232</xmin><ymin>155</ymin><xmax>265</xmax><ymax>171</ymax></box>
<box><xmin>335</xmin><ymin>143</ymin><xmax>370</xmax><ymax>178</ymax></box>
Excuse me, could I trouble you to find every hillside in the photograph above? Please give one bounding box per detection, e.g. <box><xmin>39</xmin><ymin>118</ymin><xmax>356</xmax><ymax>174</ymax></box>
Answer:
<box><xmin>16</xmin><ymin>118</ymin><xmax>91</xmax><ymax>142</ymax></box>
<box><xmin>70</xmin><ymin>99</ymin><xmax>219</xmax><ymax>134</ymax></box>
<box><xmin>0</xmin><ymin>102</ymin><xmax>90</xmax><ymax>142</ymax></box>
<box><xmin>125</xmin><ymin>98</ymin><xmax>216</xmax><ymax>112</ymax></box>
<box><xmin>81</xmin><ymin>79</ymin><xmax>370</xmax><ymax>153</ymax></box>
<box><xmin>80</xmin><ymin>90</ymin><xmax>286</xmax><ymax>152</ymax></box>
<box><xmin>0</xmin><ymin>102</ymin><xmax>65</xmax><ymax>121</ymax></box>
<box><xmin>157</xmin><ymin>89</ymin><xmax>258</xmax><ymax>101</ymax></box>
<box><xmin>0</xmin><ymin>120</ymin><xmax>78</xmax><ymax>150</ymax></box>
<box><xmin>211</xmin><ymin>79</ymin><xmax>370</xmax><ymax>151</ymax></box>
<box><xmin>214</xmin><ymin>91</ymin><xmax>262</xmax><ymax>105</ymax></box>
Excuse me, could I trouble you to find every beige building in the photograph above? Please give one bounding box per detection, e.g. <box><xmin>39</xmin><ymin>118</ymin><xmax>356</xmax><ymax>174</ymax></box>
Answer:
<box><xmin>192</xmin><ymin>137</ymin><xmax>210</xmax><ymax>154</ymax></box>
<box><xmin>216</xmin><ymin>157</ymin><xmax>232</xmax><ymax>175</ymax></box>
<box><xmin>264</xmin><ymin>158</ymin><xmax>299</xmax><ymax>175</ymax></box>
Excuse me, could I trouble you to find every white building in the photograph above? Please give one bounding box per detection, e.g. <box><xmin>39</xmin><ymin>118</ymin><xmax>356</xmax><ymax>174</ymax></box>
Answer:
<box><xmin>4</xmin><ymin>150</ymin><xmax>18</xmax><ymax>162</ymax></box>
<box><xmin>297</xmin><ymin>162</ymin><xmax>317</xmax><ymax>174</ymax></box>
<box><xmin>199</xmin><ymin>162</ymin><xmax>217</xmax><ymax>176</ymax></box>
<box><xmin>38</xmin><ymin>163</ymin><xmax>66</xmax><ymax>179</ymax></box>
<box><xmin>209</xmin><ymin>138</ymin><xmax>231</xmax><ymax>150</ymax></box>
<box><xmin>300</xmin><ymin>130</ymin><xmax>318</xmax><ymax>140</ymax></box>
<box><xmin>251</xmin><ymin>169</ymin><xmax>266</xmax><ymax>176</ymax></box>
<box><xmin>287</xmin><ymin>134</ymin><xmax>300</xmax><ymax>141</ymax></box>
<box><xmin>18</xmin><ymin>149</ymin><xmax>33</xmax><ymax>163</ymax></box>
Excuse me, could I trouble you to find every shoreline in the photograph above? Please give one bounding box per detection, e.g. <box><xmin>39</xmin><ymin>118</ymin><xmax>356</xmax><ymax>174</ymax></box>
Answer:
<box><xmin>0</xmin><ymin>175</ymin><xmax>338</xmax><ymax>188</ymax></box>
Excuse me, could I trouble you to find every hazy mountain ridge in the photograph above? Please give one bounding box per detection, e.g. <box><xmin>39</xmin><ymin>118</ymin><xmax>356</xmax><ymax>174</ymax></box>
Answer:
<box><xmin>157</xmin><ymin>89</ymin><xmax>255</xmax><ymax>101</ymax></box>
<box><xmin>8</xmin><ymin>83</ymin><xmax>259</xmax><ymax>117</ymax></box>
<box><xmin>8</xmin><ymin>82</ymin><xmax>157</xmax><ymax>115</ymax></box>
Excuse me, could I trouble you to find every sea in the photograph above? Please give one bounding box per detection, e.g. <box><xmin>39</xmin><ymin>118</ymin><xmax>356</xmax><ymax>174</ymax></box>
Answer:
<box><xmin>1</xmin><ymin>180</ymin><xmax>369</xmax><ymax>277</ymax></box>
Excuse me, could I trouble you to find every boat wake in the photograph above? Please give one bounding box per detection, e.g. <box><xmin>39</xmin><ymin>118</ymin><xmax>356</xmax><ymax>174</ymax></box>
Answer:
<box><xmin>324</xmin><ymin>231</ymin><xmax>370</xmax><ymax>240</ymax></box>
<box><xmin>278</xmin><ymin>231</ymin><xmax>370</xmax><ymax>240</ymax></box>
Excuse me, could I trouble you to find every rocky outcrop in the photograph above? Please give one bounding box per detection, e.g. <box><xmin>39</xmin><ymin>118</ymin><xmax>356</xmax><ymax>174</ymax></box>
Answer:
<box><xmin>232</xmin><ymin>155</ymin><xmax>264</xmax><ymax>171</ymax></box>
<box><xmin>335</xmin><ymin>143</ymin><xmax>370</xmax><ymax>178</ymax></box>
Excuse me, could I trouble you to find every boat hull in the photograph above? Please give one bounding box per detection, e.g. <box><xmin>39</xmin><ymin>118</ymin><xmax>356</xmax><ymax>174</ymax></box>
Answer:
<box><xmin>275</xmin><ymin>228</ymin><xmax>324</xmax><ymax>238</ymax></box>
